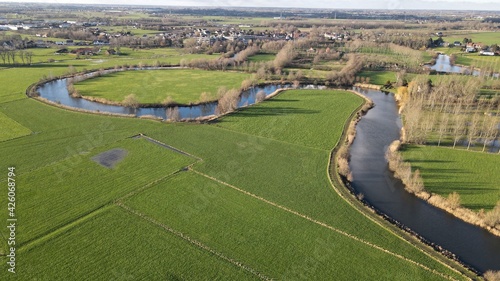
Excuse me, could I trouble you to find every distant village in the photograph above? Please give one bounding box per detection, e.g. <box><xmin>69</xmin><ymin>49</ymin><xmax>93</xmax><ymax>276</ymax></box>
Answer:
<box><xmin>433</xmin><ymin>32</ymin><xmax>500</xmax><ymax>56</ymax></box>
<box><xmin>1</xmin><ymin>16</ymin><xmax>498</xmax><ymax>61</ymax></box>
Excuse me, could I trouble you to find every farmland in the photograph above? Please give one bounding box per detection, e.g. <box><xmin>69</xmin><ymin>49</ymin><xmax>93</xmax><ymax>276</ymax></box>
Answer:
<box><xmin>0</xmin><ymin>111</ymin><xmax>31</xmax><ymax>142</ymax></box>
<box><xmin>0</xmin><ymin>79</ymin><xmax>470</xmax><ymax>279</ymax></box>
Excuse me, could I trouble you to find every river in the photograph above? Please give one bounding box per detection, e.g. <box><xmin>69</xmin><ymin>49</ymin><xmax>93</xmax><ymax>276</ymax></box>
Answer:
<box><xmin>349</xmin><ymin>87</ymin><xmax>500</xmax><ymax>273</ymax></box>
<box><xmin>37</xmin><ymin>76</ymin><xmax>292</xmax><ymax>120</ymax></box>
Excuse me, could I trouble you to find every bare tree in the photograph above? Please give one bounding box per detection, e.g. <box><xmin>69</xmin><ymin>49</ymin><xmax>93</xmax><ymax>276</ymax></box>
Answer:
<box><xmin>483</xmin><ymin>115</ymin><xmax>499</xmax><ymax>152</ymax></box>
<box><xmin>18</xmin><ymin>50</ymin><xmax>25</xmax><ymax>64</ymax></box>
<box><xmin>7</xmin><ymin>50</ymin><xmax>16</xmax><ymax>64</ymax></box>
<box><xmin>437</xmin><ymin>114</ymin><xmax>449</xmax><ymax>146</ymax></box>
<box><xmin>0</xmin><ymin>48</ymin><xmax>6</xmax><ymax>64</ymax></box>
<box><xmin>216</xmin><ymin>89</ymin><xmax>240</xmax><ymax>115</ymax></box>
<box><xmin>466</xmin><ymin>112</ymin><xmax>482</xmax><ymax>150</ymax></box>
<box><xmin>452</xmin><ymin>104</ymin><xmax>466</xmax><ymax>149</ymax></box>
<box><xmin>273</xmin><ymin>42</ymin><xmax>296</xmax><ymax>71</ymax></box>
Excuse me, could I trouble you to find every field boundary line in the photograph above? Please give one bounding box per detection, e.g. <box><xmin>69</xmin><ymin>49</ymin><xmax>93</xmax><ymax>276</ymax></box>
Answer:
<box><xmin>191</xmin><ymin>169</ymin><xmax>458</xmax><ymax>281</ymax></box>
<box><xmin>137</xmin><ymin>134</ymin><xmax>204</xmax><ymax>161</ymax></box>
<box><xmin>116</xmin><ymin>169</ymin><xmax>191</xmax><ymax>203</ymax></box>
<box><xmin>117</xmin><ymin>202</ymin><xmax>272</xmax><ymax>281</ymax></box>
<box><xmin>15</xmin><ymin>205</ymin><xmax>113</xmax><ymax>252</ymax></box>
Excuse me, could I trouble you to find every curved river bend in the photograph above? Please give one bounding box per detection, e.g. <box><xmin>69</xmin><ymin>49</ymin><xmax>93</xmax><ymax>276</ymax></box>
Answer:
<box><xmin>37</xmin><ymin>77</ymin><xmax>292</xmax><ymax>120</ymax></box>
<box><xmin>350</xmin><ymin>87</ymin><xmax>500</xmax><ymax>273</ymax></box>
<box><xmin>36</xmin><ymin>74</ymin><xmax>500</xmax><ymax>273</ymax></box>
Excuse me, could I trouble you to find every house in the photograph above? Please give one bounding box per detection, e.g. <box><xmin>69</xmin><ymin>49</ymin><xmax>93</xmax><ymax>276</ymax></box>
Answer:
<box><xmin>480</xmin><ymin>50</ymin><xmax>496</xmax><ymax>56</ymax></box>
<box><xmin>71</xmin><ymin>48</ymin><xmax>96</xmax><ymax>56</ymax></box>
<box><xmin>453</xmin><ymin>41</ymin><xmax>461</xmax><ymax>46</ymax></box>
<box><xmin>465</xmin><ymin>47</ymin><xmax>476</xmax><ymax>53</ymax></box>
<box><xmin>55</xmin><ymin>48</ymin><xmax>69</xmax><ymax>54</ymax></box>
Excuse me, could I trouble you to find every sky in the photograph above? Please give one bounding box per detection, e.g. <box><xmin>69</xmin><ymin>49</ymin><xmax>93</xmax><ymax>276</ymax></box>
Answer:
<box><xmin>2</xmin><ymin>0</ymin><xmax>500</xmax><ymax>11</ymax></box>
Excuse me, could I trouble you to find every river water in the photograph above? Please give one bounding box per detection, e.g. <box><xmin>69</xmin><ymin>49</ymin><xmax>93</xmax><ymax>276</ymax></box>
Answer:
<box><xmin>429</xmin><ymin>54</ymin><xmax>499</xmax><ymax>78</ymax></box>
<box><xmin>349</xmin><ymin>87</ymin><xmax>500</xmax><ymax>273</ymax></box>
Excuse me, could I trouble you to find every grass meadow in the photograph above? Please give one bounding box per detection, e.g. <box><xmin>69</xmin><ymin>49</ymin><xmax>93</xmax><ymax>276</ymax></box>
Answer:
<box><xmin>15</xmin><ymin>206</ymin><xmax>254</xmax><ymax>280</ymax></box>
<box><xmin>357</xmin><ymin>70</ymin><xmax>397</xmax><ymax>85</ymax></box>
<box><xmin>247</xmin><ymin>53</ymin><xmax>276</xmax><ymax>62</ymax></box>
<box><xmin>444</xmin><ymin>31</ymin><xmax>500</xmax><ymax>46</ymax></box>
<box><xmin>402</xmin><ymin>145</ymin><xmax>500</xmax><ymax>211</ymax></box>
<box><xmin>0</xmin><ymin>48</ymin><xmax>473</xmax><ymax>280</ymax></box>
<box><xmin>74</xmin><ymin>69</ymin><xmax>251</xmax><ymax>104</ymax></box>
<box><xmin>125</xmin><ymin>171</ymin><xmax>452</xmax><ymax>280</ymax></box>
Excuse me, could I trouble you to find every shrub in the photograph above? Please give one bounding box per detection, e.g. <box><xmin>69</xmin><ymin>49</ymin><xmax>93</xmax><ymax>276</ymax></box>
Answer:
<box><xmin>70</xmin><ymin>90</ymin><xmax>82</xmax><ymax>98</ymax></box>
<box><xmin>484</xmin><ymin>270</ymin><xmax>500</xmax><ymax>281</ymax></box>
<box><xmin>409</xmin><ymin>169</ymin><xmax>424</xmax><ymax>193</ymax></box>
<box><xmin>198</xmin><ymin>92</ymin><xmax>211</xmax><ymax>103</ymax></box>
<box><xmin>162</xmin><ymin>96</ymin><xmax>175</xmax><ymax>106</ymax></box>
<box><xmin>484</xmin><ymin>201</ymin><xmax>500</xmax><ymax>227</ymax></box>
<box><xmin>337</xmin><ymin>157</ymin><xmax>350</xmax><ymax>178</ymax></box>
<box><xmin>447</xmin><ymin>192</ymin><xmax>461</xmax><ymax>210</ymax></box>
<box><xmin>122</xmin><ymin>94</ymin><xmax>139</xmax><ymax>108</ymax></box>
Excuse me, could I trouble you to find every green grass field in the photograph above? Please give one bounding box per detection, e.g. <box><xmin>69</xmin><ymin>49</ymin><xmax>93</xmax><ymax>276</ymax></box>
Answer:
<box><xmin>455</xmin><ymin>54</ymin><xmax>500</xmax><ymax>72</ymax></box>
<box><xmin>8</xmin><ymin>137</ymin><xmax>195</xmax><ymax>245</ymax></box>
<box><xmin>0</xmin><ymin>111</ymin><xmax>31</xmax><ymax>142</ymax></box>
<box><xmin>247</xmin><ymin>53</ymin><xmax>276</xmax><ymax>62</ymax></box>
<box><xmin>402</xmin><ymin>145</ymin><xmax>500</xmax><ymax>211</ymax></box>
<box><xmin>444</xmin><ymin>32</ymin><xmax>500</xmax><ymax>46</ymax></box>
<box><xmin>125</xmin><ymin>170</ymin><xmax>451</xmax><ymax>280</ymax></box>
<box><xmin>0</xmin><ymin>48</ymin><xmax>474</xmax><ymax>279</ymax></box>
<box><xmin>358</xmin><ymin>71</ymin><xmax>397</xmax><ymax>85</ymax></box>
<box><xmin>16</xmin><ymin>206</ymin><xmax>253</xmax><ymax>280</ymax></box>
<box><xmin>74</xmin><ymin>69</ymin><xmax>251</xmax><ymax>104</ymax></box>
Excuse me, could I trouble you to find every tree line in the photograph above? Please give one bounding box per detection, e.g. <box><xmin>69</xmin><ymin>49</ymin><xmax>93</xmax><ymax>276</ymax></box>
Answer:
<box><xmin>398</xmin><ymin>75</ymin><xmax>500</xmax><ymax>152</ymax></box>
<box><xmin>0</xmin><ymin>48</ymin><xmax>34</xmax><ymax>65</ymax></box>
